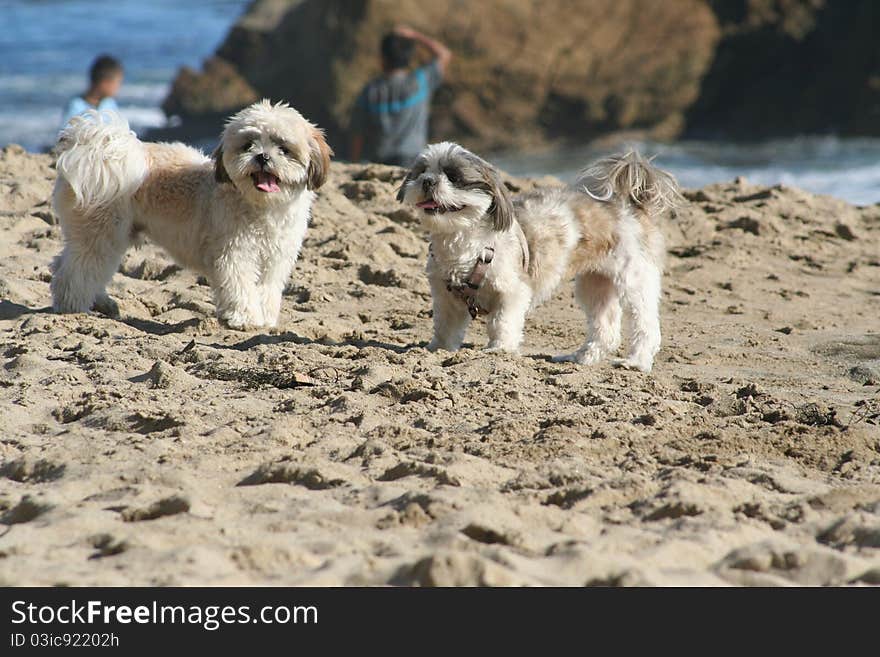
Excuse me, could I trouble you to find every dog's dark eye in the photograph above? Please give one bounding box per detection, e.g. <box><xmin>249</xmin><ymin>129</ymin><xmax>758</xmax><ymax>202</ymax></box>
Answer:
<box><xmin>244</xmin><ymin>141</ymin><xmax>256</xmax><ymax>151</ymax></box>
<box><xmin>279</xmin><ymin>145</ymin><xmax>289</xmax><ymax>156</ymax></box>
<box><xmin>443</xmin><ymin>167</ymin><xmax>461</xmax><ymax>184</ymax></box>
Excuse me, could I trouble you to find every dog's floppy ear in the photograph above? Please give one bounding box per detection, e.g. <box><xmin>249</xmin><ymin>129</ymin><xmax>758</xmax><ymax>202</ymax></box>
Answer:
<box><xmin>469</xmin><ymin>155</ymin><xmax>513</xmax><ymax>232</ymax></box>
<box><xmin>395</xmin><ymin>157</ymin><xmax>423</xmax><ymax>203</ymax></box>
<box><xmin>307</xmin><ymin>126</ymin><xmax>333</xmax><ymax>190</ymax></box>
<box><xmin>395</xmin><ymin>167</ymin><xmax>416</xmax><ymax>203</ymax></box>
<box><xmin>488</xmin><ymin>174</ymin><xmax>514</xmax><ymax>232</ymax></box>
<box><xmin>212</xmin><ymin>144</ymin><xmax>231</xmax><ymax>184</ymax></box>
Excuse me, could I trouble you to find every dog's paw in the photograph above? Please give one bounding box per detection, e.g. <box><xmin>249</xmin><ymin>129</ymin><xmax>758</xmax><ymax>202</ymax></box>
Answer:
<box><xmin>483</xmin><ymin>344</ymin><xmax>519</xmax><ymax>355</ymax></box>
<box><xmin>427</xmin><ymin>340</ymin><xmax>461</xmax><ymax>352</ymax></box>
<box><xmin>256</xmin><ymin>302</ymin><xmax>281</xmax><ymax>329</ymax></box>
<box><xmin>92</xmin><ymin>294</ymin><xmax>120</xmax><ymax>318</ymax></box>
<box><xmin>220</xmin><ymin>311</ymin><xmax>263</xmax><ymax>332</ymax></box>
<box><xmin>553</xmin><ymin>348</ymin><xmax>603</xmax><ymax>365</ymax></box>
<box><xmin>50</xmin><ymin>286</ymin><xmax>93</xmax><ymax>314</ymax></box>
<box><xmin>611</xmin><ymin>357</ymin><xmax>653</xmax><ymax>373</ymax></box>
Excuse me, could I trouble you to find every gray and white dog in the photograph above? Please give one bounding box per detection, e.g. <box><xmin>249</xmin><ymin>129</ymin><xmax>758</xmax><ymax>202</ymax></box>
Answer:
<box><xmin>396</xmin><ymin>142</ymin><xmax>681</xmax><ymax>372</ymax></box>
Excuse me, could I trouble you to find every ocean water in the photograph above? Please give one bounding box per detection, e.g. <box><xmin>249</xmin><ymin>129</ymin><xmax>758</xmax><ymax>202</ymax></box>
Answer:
<box><xmin>0</xmin><ymin>0</ymin><xmax>249</xmax><ymax>151</ymax></box>
<box><xmin>495</xmin><ymin>137</ymin><xmax>880</xmax><ymax>207</ymax></box>
<box><xmin>2</xmin><ymin>0</ymin><xmax>879</xmax><ymax>205</ymax></box>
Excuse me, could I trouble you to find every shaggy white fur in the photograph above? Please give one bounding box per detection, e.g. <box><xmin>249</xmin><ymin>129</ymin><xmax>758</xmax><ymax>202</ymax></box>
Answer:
<box><xmin>51</xmin><ymin>101</ymin><xmax>332</xmax><ymax>330</ymax></box>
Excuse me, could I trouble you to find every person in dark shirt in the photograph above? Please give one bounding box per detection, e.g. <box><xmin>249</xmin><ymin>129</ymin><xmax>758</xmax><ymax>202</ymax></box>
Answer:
<box><xmin>350</xmin><ymin>25</ymin><xmax>452</xmax><ymax>166</ymax></box>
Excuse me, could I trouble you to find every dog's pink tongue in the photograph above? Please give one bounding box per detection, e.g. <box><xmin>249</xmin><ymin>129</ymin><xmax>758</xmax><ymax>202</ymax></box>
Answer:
<box><xmin>255</xmin><ymin>172</ymin><xmax>280</xmax><ymax>193</ymax></box>
<box><xmin>417</xmin><ymin>200</ymin><xmax>439</xmax><ymax>209</ymax></box>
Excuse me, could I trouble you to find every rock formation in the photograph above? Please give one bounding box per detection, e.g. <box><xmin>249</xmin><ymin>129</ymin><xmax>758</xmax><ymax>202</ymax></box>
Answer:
<box><xmin>160</xmin><ymin>0</ymin><xmax>719</xmax><ymax>152</ymax></box>
<box><xmin>158</xmin><ymin>0</ymin><xmax>880</xmax><ymax>151</ymax></box>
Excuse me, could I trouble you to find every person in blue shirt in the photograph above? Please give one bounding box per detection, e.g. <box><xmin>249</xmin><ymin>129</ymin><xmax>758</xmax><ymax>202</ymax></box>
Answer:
<box><xmin>350</xmin><ymin>26</ymin><xmax>451</xmax><ymax>166</ymax></box>
<box><xmin>61</xmin><ymin>55</ymin><xmax>124</xmax><ymax>128</ymax></box>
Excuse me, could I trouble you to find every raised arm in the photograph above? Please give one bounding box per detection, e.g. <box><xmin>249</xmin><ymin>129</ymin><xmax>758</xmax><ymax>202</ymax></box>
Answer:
<box><xmin>394</xmin><ymin>25</ymin><xmax>452</xmax><ymax>76</ymax></box>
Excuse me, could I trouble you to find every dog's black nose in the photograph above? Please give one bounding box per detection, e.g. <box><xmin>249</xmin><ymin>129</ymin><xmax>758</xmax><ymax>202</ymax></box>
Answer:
<box><xmin>422</xmin><ymin>176</ymin><xmax>437</xmax><ymax>193</ymax></box>
<box><xmin>256</xmin><ymin>152</ymin><xmax>270</xmax><ymax>166</ymax></box>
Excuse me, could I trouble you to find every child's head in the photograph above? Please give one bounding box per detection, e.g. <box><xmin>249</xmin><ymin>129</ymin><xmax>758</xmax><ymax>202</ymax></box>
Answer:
<box><xmin>89</xmin><ymin>55</ymin><xmax>123</xmax><ymax>98</ymax></box>
<box><xmin>380</xmin><ymin>34</ymin><xmax>414</xmax><ymax>72</ymax></box>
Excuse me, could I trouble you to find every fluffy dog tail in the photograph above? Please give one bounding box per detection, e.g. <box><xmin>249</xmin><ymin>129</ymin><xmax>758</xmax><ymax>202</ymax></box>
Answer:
<box><xmin>577</xmin><ymin>150</ymin><xmax>682</xmax><ymax>215</ymax></box>
<box><xmin>55</xmin><ymin>110</ymin><xmax>147</xmax><ymax>210</ymax></box>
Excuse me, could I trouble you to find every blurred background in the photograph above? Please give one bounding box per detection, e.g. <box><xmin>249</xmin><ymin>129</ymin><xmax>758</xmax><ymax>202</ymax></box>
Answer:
<box><xmin>0</xmin><ymin>0</ymin><xmax>245</xmax><ymax>149</ymax></box>
<box><xmin>2</xmin><ymin>0</ymin><xmax>879</xmax><ymax>204</ymax></box>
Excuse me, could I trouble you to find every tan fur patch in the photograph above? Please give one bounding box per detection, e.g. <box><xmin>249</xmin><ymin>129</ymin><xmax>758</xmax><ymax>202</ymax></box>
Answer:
<box><xmin>134</xmin><ymin>144</ymin><xmax>211</xmax><ymax>220</ymax></box>
<box><xmin>566</xmin><ymin>197</ymin><xmax>618</xmax><ymax>278</ymax></box>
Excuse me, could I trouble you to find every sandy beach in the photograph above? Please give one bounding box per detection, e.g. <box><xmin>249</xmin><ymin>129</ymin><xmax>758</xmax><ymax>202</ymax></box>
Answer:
<box><xmin>0</xmin><ymin>143</ymin><xmax>878</xmax><ymax>586</ymax></box>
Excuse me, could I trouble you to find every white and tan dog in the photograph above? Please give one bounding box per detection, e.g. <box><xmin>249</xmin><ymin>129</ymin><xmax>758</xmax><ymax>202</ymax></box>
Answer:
<box><xmin>397</xmin><ymin>142</ymin><xmax>681</xmax><ymax>372</ymax></box>
<box><xmin>51</xmin><ymin>100</ymin><xmax>332</xmax><ymax>329</ymax></box>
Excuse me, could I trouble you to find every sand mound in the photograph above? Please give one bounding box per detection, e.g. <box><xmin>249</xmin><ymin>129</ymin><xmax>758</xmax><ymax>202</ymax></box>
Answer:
<box><xmin>0</xmin><ymin>145</ymin><xmax>878</xmax><ymax>585</ymax></box>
